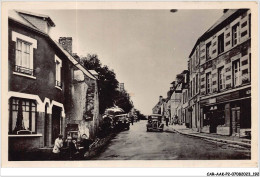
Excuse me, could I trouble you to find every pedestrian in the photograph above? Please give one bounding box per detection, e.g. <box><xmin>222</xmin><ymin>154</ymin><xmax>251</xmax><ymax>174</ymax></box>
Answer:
<box><xmin>79</xmin><ymin>134</ymin><xmax>93</xmax><ymax>157</ymax></box>
<box><xmin>52</xmin><ymin>134</ymin><xmax>63</xmax><ymax>160</ymax></box>
<box><xmin>166</xmin><ymin>117</ymin><xmax>169</xmax><ymax>126</ymax></box>
<box><xmin>131</xmin><ymin>116</ymin><xmax>134</xmax><ymax>125</ymax></box>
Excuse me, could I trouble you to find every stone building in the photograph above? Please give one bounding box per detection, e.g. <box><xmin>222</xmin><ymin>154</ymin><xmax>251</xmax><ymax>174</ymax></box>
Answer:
<box><xmin>188</xmin><ymin>43</ymin><xmax>201</xmax><ymax>131</ymax></box>
<box><xmin>189</xmin><ymin>9</ymin><xmax>251</xmax><ymax>136</ymax></box>
<box><xmin>58</xmin><ymin>37</ymin><xmax>101</xmax><ymax>140</ymax></box>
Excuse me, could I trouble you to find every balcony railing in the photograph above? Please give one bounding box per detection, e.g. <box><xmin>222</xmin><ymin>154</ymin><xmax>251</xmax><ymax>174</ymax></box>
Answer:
<box><xmin>55</xmin><ymin>80</ymin><xmax>62</xmax><ymax>88</ymax></box>
<box><xmin>14</xmin><ymin>65</ymin><xmax>34</xmax><ymax>76</ymax></box>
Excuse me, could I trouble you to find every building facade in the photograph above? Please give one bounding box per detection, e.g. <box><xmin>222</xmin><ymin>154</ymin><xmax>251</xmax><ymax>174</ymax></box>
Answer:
<box><xmin>189</xmin><ymin>9</ymin><xmax>251</xmax><ymax>136</ymax></box>
<box><xmin>8</xmin><ymin>10</ymin><xmax>100</xmax><ymax>159</ymax></box>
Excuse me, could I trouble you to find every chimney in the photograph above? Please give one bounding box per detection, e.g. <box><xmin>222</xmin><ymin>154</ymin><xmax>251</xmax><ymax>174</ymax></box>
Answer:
<box><xmin>59</xmin><ymin>37</ymin><xmax>72</xmax><ymax>54</ymax></box>
<box><xmin>159</xmin><ymin>96</ymin><xmax>163</xmax><ymax>102</ymax></box>
<box><xmin>223</xmin><ymin>9</ymin><xmax>229</xmax><ymax>13</ymax></box>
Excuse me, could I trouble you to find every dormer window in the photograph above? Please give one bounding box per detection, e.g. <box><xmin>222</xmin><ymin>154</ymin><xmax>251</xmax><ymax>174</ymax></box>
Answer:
<box><xmin>12</xmin><ymin>31</ymin><xmax>37</xmax><ymax>78</ymax></box>
<box><xmin>55</xmin><ymin>55</ymin><xmax>62</xmax><ymax>89</ymax></box>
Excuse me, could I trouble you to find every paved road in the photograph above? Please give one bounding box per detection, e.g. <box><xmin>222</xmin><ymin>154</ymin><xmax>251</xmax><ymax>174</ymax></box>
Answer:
<box><xmin>94</xmin><ymin>120</ymin><xmax>250</xmax><ymax>160</ymax></box>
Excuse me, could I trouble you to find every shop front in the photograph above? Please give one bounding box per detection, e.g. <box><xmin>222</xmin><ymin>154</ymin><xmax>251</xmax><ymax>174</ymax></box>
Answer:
<box><xmin>200</xmin><ymin>86</ymin><xmax>251</xmax><ymax>137</ymax></box>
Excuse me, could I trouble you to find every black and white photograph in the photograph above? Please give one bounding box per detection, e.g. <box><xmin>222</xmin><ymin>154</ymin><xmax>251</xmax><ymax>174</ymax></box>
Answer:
<box><xmin>1</xmin><ymin>1</ymin><xmax>258</xmax><ymax>171</ymax></box>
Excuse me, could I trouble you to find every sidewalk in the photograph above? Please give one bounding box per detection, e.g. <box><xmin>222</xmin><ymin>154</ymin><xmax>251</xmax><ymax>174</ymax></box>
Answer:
<box><xmin>164</xmin><ymin>124</ymin><xmax>251</xmax><ymax>148</ymax></box>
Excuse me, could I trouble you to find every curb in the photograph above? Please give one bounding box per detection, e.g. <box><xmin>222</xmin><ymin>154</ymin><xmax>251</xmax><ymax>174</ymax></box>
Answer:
<box><xmin>166</xmin><ymin>127</ymin><xmax>251</xmax><ymax>148</ymax></box>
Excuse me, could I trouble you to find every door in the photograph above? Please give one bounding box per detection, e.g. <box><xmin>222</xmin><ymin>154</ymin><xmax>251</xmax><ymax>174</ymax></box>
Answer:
<box><xmin>44</xmin><ymin>104</ymin><xmax>48</xmax><ymax>146</ymax></box>
<box><xmin>209</xmin><ymin>112</ymin><xmax>217</xmax><ymax>133</ymax></box>
<box><xmin>52</xmin><ymin>106</ymin><xmax>62</xmax><ymax>144</ymax></box>
<box><xmin>232</xmin><ymin>107</ymin><xmax>240</xmax><ymax>135</ymax></box>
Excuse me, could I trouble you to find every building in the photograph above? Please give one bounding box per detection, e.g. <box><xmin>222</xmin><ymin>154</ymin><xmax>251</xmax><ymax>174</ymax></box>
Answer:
<box><xmin>152</xmin><ymin>96</ymin><xmax>165</xmax><ymax>115</ymax></box>
<box><xmin>8</xmin><ymin>10</ymin><xmax>100</xmax><ymax>158</ymax></box>
<box><xmin>119</xmin><ymin>83</ymin><xmax>125</xmax><ymax>92</ymax></box>
<box><xmin>179</xmin><ymin>70</ymin><xmax>189</xmax><ymax>126</ymax></box>
<box><xmin>189</xmin><ymin>9</ymin><xmax>251</xmax><ymax>136</ymax></box>
<box><xmin>169</xmin><ymin>70</ymin><xmax>189</xmax><ymax>125</ymax></box>
<box><xmin>188</xmin><ymin>38</ymin><xmax>201</xmax><ymax>131</ymax></box>
<box><xmin>58</xmin><ymin>37</ymin><xmax>101</xmax><ymax>140</ymax></box>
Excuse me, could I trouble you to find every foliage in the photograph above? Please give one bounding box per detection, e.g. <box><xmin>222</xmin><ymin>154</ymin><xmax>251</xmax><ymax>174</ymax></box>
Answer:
<box><xmin>135</xmin><ymin>109</ymin><xmax>147</xmax><ymax>120</ymax></box>
<box><xmin>81</xmin><ymin>54</ymin><xmax>133</xmax><ymax>114</ymax></box>
<box><xmin>114</xmin><ymin>90</ymin><xmax>133</xmax><ymax>113</ymax></box>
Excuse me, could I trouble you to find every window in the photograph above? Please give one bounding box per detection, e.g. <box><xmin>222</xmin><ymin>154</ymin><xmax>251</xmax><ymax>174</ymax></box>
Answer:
<box><xmin>190</xmin><ymin>81</ymin><xmax>192</xmax><ymax>97</ymax></box>
<box><xmin>55</xmin><ymin>56</ymin><xmax>62</xmax><ymax>88</ymax></box>
<box><xmin>249</xmin><ymin>14</ymin><xmax>251</xmax><ymax>37</ymax></box>
<box><xmin>232</xmin><ymin>23</ymin><xmax>240</xmax><ymax>46</ymax></box>
<box><xmin>233</xmin><ymin>59</ymin><xmax>241</xmax><ymax>87</ymax></box>
<box><xmin>218</xmin><ymin>33</ymin><xmax>224</xmax><ymax>54</ymax></box>
<box><xmin>206</xmin><ymin>72</ymin><xmax>212</xmax><ymax>94</ymax></box>
<box><xmin>206</xmin><ymin>42</ymin><xmax>211</xmax><ymax>60</ymax></box>
<box><xmin>12</xmin><ymin>31</ymin><xmax>37</xmax><ymax>77</ymax></box>
<box><xmin>193</xmin><ymin>78</ymin><xmax>195</xmax><ymax>96</ymax></box>
<box><xmin>9</xmin><ymin>98</ymin><xmax>36</xmax><ymax>134</ymax></box>
<box><xmin>196</xmin><ymin>48</ymin><xmax>199</xmax><ymax>65</ymax></box>
<box><xmin>218</xmin><ymin>67</ymin><xmax>225</xmax><ymax>90</ymax></box>
<box><xmin>195</xmin><ymin>74</ymin><xmax>198</xmax><ymax>94</ymax></box>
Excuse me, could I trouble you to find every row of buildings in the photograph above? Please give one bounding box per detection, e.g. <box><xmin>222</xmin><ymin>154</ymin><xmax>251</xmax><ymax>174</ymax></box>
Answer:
<box><xmin>153</xmin><ymin>9</ymin><xmax>251</xmax><ymax>137</ymax></box>
<box><xmin>8</xmin><ymin>10</ymin><xmax>103</xmax><ymax>156</ymax></box>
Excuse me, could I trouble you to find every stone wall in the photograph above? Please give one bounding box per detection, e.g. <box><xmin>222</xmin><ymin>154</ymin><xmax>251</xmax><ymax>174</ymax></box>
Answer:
<box><xmin>66</xmin><ymin>69</ymin><xmax>100</xmax><ymax>139</ymax></box>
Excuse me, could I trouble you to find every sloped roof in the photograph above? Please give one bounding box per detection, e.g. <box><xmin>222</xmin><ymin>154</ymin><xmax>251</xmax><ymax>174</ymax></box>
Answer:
<box><xmin>54</xmin><ymin>41</ymin><xmax>96</xmax><ymax>80</ymax></box>
<box><xmin>15</xmin><ymin>9</ymin><xmax>55</xmax><ymax>27</ymax></box>
<box><xmin>9</xmin><ymin>10</ymin><xmax>96</xmax><ymax>80</ymax></box>
<box><xmin>8</xmin><ymin>10</ymin><xmax>39</xmax><ymax>31</ymax></box>
<box><xmin>189</xmin><ymin>9</ymin><xmax>248</xmax><ymax>58</ymax></box>
<box><xmin>204</xmin><ymin>9</ymin><xmax>237</xmax><ymax>35</ymax></box>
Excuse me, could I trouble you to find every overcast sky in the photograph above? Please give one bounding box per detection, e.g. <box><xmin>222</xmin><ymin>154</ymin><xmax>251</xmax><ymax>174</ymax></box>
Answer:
<box><xmin>30</xmin><ymin>9</ymin><xmax>223</xmax><ymax>115</ymax></box>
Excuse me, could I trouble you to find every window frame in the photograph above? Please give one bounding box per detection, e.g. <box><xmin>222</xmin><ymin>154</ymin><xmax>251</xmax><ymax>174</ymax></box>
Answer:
<box><xmin>218</xmin><ymin>67</ymin><xmax>225</xmax><ymax>91</ymax></box>
<box><xmin>9</xmin><ymin>97</ymin><xmax>37</xmax><ymax>134</ymax></box>
<box><xmin>206</xmin><ymin>72</ymin><xmax>212</xmax><ymax>94</ymax></box>
<box><xmin>206</xmin><ymin>42</ymin><xmax>211</xmax><ymax>60</ymax></box>
<box><xmin>232</xmin><ymin>23</ymin><xmax>240</xmax><ymax>46</ymax></box>
<box><xmin>55</xmin><ymin>55</ymin><xmax>63</xmax><ymax>89</ymax></box>
<box><xmin>232</xmin><ymin>59</ymin><xmax>241</xmax><ymax>87</ymax></box>
<box><xmin>218</xmin><ymin>33</ymin><xmax>224</xmax><ymax>54</ymax></box>
<box><xmin>12</xmin><ymin>31</ymin><xmax>37</xmax><ymax>78</ymax></box>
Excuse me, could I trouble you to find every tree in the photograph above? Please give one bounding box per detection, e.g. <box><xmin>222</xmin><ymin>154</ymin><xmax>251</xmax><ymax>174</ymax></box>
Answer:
<box><xmin>114</xmin><ymin>90</ymin><xmax>133</xmax><ymax>113</ymax></box>
<box><xmin>81</xmin><ymin>54</ymin><xmax>132</xmax><ymax>114</ymax></box>
<box><xmin>135</xmin><ymin>109</ymin><xmax>147</xmax><ymax>120</ymax></box>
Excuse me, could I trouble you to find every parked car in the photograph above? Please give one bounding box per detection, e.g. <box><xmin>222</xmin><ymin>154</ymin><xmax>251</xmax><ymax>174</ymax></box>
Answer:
<box><xmin>146</xmin><ymin>114</ymin><xmax>164</xmax><ymax>132</ymax></box>
<box><xmin>114</xmin><ymin>114</ymin><xmax>130</xmax><ymax>130</ymax></box>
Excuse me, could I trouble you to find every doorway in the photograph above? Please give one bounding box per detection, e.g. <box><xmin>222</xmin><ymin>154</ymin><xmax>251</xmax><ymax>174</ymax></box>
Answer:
<box><xmin>52</xmin><ymin>106</ymin><xmax>62</xmax><ymax>144</ymax></box>
<box><xmin>209</xmin><ymin>112</ymin><xmax>217</xmax><ymax>133</ymax></box>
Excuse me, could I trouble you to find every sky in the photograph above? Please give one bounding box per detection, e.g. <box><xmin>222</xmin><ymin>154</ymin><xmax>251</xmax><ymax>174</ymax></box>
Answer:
<box><xmin>30</xmin><ymin>9</ymin><xmax>223</xmax><ymax>115</ymax></box>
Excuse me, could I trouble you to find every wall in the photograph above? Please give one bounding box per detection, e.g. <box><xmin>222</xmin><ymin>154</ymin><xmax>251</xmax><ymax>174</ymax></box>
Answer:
<box><xmin>9</xmin><ymin>20</ymin><xmax>67</xmax><ymax>104</ymax></box>
<box><xmin>66</xmin><ymin>69</ymin><xmax>99</xmax><ymax>139</ymax></box>
<box><xmin>200</xmin><ymin>10</ymin><xmax>251</xmax><ymax>96</ymax></box>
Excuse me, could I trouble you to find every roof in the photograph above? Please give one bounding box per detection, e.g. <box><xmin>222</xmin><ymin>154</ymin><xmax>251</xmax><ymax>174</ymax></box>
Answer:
<box><xmin>8</xmin><ymin>10</ymin><xmax>39</xmax><ymax>31</ymax></box>
<box><xmin>15</xmin><ymin>10</ymin><xmax>55</xmax><ymax>27</ymax></box>
<box><xmin>115</xmin><ymin>114</ymin><xmax>128</xmax><ymax>117</ymax></box>
<box><xmin>54</xmin><ymin>41</ymin><xmax>96</xmax><ymax>80</ymax></box>
<box><xmin>149</xmin><ymin>114</ymin><xmax>162</xmax><ymax>117</ymax></box>
<box><xmin>89</xmin><ymin>70</ymin><xmax>98</xmax><ymax>76</ymax></box>
<box><xmin>203</xmin><ymin>9</ymin><xmax>237</xmax><ymax>35</ymax></box>
<box><xmin>189</xmin><ymin>9</ymin><xmax>248</xmax><ymax>58</ymax></box>
<box><xmin>9</xmin><ymin>10</ymin><xmax>96</xmax><ymax>81</ymax></box>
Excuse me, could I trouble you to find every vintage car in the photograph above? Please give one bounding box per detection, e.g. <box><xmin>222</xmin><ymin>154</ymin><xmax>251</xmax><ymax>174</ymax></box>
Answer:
<box><xmin>146</xmin><ymin>114</ymin><xmax>164</xmax><ymax>132</ymax></box>
<box><xmin>114</xmin><ymin>114</ymin><xmax>130</xmax><ymax>130</ymax></box>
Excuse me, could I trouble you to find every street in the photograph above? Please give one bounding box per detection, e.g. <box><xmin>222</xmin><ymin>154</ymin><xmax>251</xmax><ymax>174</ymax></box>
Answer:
<box><xmin>94</xmin><ymin>121</ymin><xmax>250</xmax><ymax>160</ymax></box>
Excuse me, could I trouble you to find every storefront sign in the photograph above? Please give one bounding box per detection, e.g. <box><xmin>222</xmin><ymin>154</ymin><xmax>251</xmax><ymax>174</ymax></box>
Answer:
<box><xmin>209</xmin><ymin>98</ymin><xmax>216</xmax><ymax>104</ymax></box>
